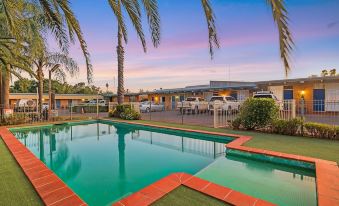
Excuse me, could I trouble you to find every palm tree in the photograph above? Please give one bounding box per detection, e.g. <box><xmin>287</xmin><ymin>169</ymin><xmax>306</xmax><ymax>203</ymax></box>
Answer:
<box><xmin>329</xmin><ymin>69</ymin><xmax>336</xmax><ymax>76</ymax></box>
<box><xmin>321</xmin><ymin>69</ymin><xmax>328</xmax><ymax>77</ymax></box>
<box><xmin>200</xmin><ymin>0</ymin><xmax>293</xmax><ymax>75</ymax></box>
<box><xmin>33</xmin><ymin>52</ymin><xmax>79</xmax><ymax>116</ymax></box>
<box><xmin>0</xmin><ymin>0</ymin><xmax>93</xmax><ymax>83</ymax></box>
<box><xmin>109</xmin><ymin>0</ymin><xmax>292</xmax><ymax>104</ymax></box>
<box><xmin>108</xmin><ymin>0</ymin><xmax>160</xmax><ymax>104</ymax></box>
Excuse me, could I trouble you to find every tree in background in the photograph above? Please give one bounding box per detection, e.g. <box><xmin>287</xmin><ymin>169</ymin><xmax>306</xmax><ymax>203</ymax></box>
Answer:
<box><xmin>321</xmin><ymin>69</ymin><xmax>329</xmax><ymax>77</ymax></box>
<box><xmin>329</xmin><ymin>69</ymin><xmax>336</xmax><ymax>76</ymax></box>
<box><xmin>33</xmin><ymin>52</ymin><xmax>79</xmax><ymax>115</ymax></box>
<box><xmin>11</xmin><ymin>79</ymin><xmax>101</xmax><ymax>95</ymax></box>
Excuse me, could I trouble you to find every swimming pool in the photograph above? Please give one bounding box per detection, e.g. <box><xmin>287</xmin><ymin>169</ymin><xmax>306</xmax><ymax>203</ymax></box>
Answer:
<box><xmin>11</xmin><ymin>121</ymin><xmax>317</xmax><ymax>206</ymax></box>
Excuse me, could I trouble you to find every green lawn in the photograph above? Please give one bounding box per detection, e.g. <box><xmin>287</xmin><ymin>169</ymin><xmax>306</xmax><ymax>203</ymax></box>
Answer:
<box><xmin>152</xmin><ymin>186</ymin><xmax>229</xmax><ymax>206</ymax></box>
<box><xmin>0</xmin><ymin>138</ymin><xmax>43</xmax><ymax>206</ymax></box>
<box><xmin>133</xmin><ymin>120</ymin><xmax>339</xmax><ymax>164</ymax></box>
<box><xmin>1</xmin><ymin>119</ymin><xmax>338</xmax><ymax>206</ymax></box>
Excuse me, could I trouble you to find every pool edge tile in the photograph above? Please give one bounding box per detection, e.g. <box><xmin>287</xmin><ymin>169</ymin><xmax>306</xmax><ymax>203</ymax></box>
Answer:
<box><xmin>0</xmin><ymin>127</ymin><xmax>87</xmax><ymax>206</ymax></box>
<box><xmin>105</xmin><ymin>120</ymin><xmax>339</xmax><ymax>206</ymax></box>
<box><xmin>112</xmin><ymin>172</ymin><xmax>276</xmax><ymax>206</ymax></box>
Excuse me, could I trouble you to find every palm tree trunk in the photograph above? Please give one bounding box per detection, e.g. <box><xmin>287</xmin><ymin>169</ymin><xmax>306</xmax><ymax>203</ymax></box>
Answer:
<box><xmin>117</xmin><ymin>26</ymin><xmax>125</xmax><ymax>105</ymax></box>
<box><xmin>48</xmin><ymin>70</ymin><xmax>52</xmax><ymax>119</ymax></box>
<box><xmin>2</xmin><ymin>64</ymin><xmax>11</xmax><ymax>109</ymax></box>
<box><xmin>0</xmin><ymin>67</ymin><xmax>2</xmax><ymax>106</ymax></box>
<box><xmin>37</xmin><ymin>66</ymin><xmax>44</xmax><ymax>116</ymax></box>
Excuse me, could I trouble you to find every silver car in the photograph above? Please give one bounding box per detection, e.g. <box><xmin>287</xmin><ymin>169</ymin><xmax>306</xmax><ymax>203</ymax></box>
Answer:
<box><xmin>139</xmin><ymin>101</ymin><xmax>165</xmax><ymax>113</ymax></box>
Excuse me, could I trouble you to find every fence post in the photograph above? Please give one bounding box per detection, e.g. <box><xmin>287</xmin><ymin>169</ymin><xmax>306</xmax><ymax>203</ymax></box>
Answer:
<box><xmin>149</xmin><ymin>101</ymin><xmax>152</xmax><ymax>120</ymax></box>
<box><xmin>300</xmin><ymin>98</ymin><xmax>305</xmax><ymax>119</ymax></box>
<box><xmin>181</xmin><ymin>105</ymin><xmax>184</xmax><ymax>125</ymax></box>
<box><xmin>96</xmin><ymin>98</ymin><xmax>99</xmax><ymax>119</ymax></box>
<box><xmin>213</xmin><ymin>102</ymin><xmax>218</xmax><ymax>128</ymax></box>
<box><xmin>70</xmin><ymin>104</ymin><xmax>73</xmax><ymax>120</ymax></box>
<box><xmin>291</xmin><ymin>99</ymin><xmax>296</xmax><ymax>119</ymax></box>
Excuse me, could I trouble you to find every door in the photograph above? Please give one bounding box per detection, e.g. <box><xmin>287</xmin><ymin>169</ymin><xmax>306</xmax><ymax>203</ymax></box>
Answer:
<box><xmin>179</xmin><ymin>95</ymin><xmax>185</xmax><ymax>102</ymax></box>
<box><xmin>56</xmin><ymin>100</ymin><xmax>61</xmax><ymax>109</ymax></box>
<box><xmin>283</xmin><ymin>90</ymin><xmax>293</xmax><ymax>100</ymax></box>
<box><xmin>171</xmin><ymin>96</ymin><xmax>176</xmax><ymax>110</ymax></box>
<box><xmin>313</xmin><ymin>89</ymin><xmax>325</xmax><ymax>112</ymax></box>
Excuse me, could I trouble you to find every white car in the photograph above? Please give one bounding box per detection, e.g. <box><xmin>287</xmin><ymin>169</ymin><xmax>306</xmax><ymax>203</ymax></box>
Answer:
<box><xmin>253</xmin><ymin>91</ymin><xmax>279</xmax><ymax>101</ymax></box>
<box><xmin>177</xmin><ymin>97</ymin><xmax>208</xmax><ymax>114</ymax></box>
<box><xmin>139</xmin><ymin>101</ymin><xmax>165</xmax><ymax>113</ymax></box>
<box><xmin>83</xmin><ymin>99</ymin><xmax>106</xmax><ymax>106</ymax></box>
<box><xmin>208</xmin><ymin>96</ymin><xmax>241</xmax><ymax>114</ymax></box>
<box><xmin>253</xmin><ymin>91</ymin><xmax>283</xmax><ymax>109</ymax></box>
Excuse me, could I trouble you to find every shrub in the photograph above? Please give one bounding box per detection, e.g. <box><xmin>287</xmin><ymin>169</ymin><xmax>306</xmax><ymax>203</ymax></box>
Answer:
<box><xmin>72</xmin><ymin>105</ymin><xmax>108</xmax><ymax>113</ymax></box>
<box><xmin>120</xmin><ymin>108</ymin><xmax>141</xmax><ymax>120</ymax></box>
<box><xmin>304</xmin><ymin>122</ymin><xmax>338</xmax><ymax>140</ymax></box>
<box><xmin>232</xmin><ymin>117</ymin><xmax>242</xmax><ymax>129</ymax></box>
<box><xmin>111</xmin><ymin>105</ymin><xmax>131</xmax><ymax>118</ymax></box>
<box><xmin>238</xmin><ymin>98</ymin><xmax>279</xmax><ymax>130</ymax></box>
<box><xmin>0</xmin><ymin>114</ymin><xmax>28</xmax><ymax>126</ymax></box>
<box><xmin>271</xmin><ymin>118</ymin><xmax>303</xmax><ymax>136</ymax></box>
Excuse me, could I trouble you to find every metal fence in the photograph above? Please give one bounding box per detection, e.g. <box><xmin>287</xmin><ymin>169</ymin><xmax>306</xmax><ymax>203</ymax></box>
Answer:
<box><xmin>0</xmin><ymin>103</ymin><xmax>108</xmax><ymax>125</ymax></box>
<box><xmin>213</xmin><ymin>100</ymin><xmax>339</xmax><ymax>128</ymax></box>
<box><xmin>2</xmin><ymin>99</ymin><xmax>338</xmax><ymax>127</ymax></box>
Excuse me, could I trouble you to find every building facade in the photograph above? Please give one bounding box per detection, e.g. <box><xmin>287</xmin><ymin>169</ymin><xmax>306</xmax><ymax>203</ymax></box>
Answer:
<box><xmin>9</xmin><ymin>93</ymin><xmax>102</xmax><ymax>108</ymax></box>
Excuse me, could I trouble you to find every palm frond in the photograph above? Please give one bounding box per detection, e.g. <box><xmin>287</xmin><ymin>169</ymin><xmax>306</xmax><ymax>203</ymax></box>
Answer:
<box><xmin>121</xmin><ymin>0</ymin><xmax>146</xmax><ymax>52</ymax></box>
<box><xmin>201</xmin><ymin>0</ymin><xmax>219</xmax><ymax>58</ymax></box>
<box><xmin>57</xmin><ymin>0</ymin><xmax>93</xmax><ymax>83</ymax></box>
<box><xmin>266</xmin><ymin>0</ymin><xmax>294</xmax><ymax>76</ymax></box>
<box><xmin>47</xmin><ymin>52</ymin><xmax>79</xmax><ymax>77</ymax></box>
<box><xmin>108</xmin><ymin>0</ymin><xmax>128</xmax><ymax>43</ymax></box>
<box><xmin>142</xmin><ymin>0</ymin><xmax>160</xmax><ymax>48</ymax></box>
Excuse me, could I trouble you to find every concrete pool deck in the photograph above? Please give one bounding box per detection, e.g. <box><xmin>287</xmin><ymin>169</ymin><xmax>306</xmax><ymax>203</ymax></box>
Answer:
<box><xmin>1</xmin><ymin>119</ymin><xmax>338</xmax><ymax>206</ymax></box>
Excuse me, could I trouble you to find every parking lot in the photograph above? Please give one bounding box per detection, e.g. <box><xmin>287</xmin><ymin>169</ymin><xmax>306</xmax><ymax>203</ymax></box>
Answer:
<box><xmin>141</xmin><ymin>110</ymin><xmax>215</xmax><ymax>127</ymax></box>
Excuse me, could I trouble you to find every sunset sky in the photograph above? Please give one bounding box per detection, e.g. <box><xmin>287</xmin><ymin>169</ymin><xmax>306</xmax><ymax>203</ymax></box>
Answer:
<box><xmin>61</xmin><ymin>0</ymin><xmax>339</xmax><ymax>92</ymax></box>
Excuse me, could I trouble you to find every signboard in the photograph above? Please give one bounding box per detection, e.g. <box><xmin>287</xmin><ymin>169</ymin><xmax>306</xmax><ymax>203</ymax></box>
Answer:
<box><xmin>3</xmin><ymin>109</ymin><xmax>13</xmax><ymax>116</ymax></box>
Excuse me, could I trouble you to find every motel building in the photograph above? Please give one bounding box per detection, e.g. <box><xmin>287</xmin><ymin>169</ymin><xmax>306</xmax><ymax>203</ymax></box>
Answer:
<box><xmin>9</xmin><ymin>93</ymin><xmax>103</xmax><ymax>108</ymax></box>
<box><xmin>104</xmin><ymin>76</ymin><xmax>339</xmax><ymax>113</ymax></box>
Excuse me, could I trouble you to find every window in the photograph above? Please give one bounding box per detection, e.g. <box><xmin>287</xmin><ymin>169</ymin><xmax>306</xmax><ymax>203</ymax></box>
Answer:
<box><xmin>186</xmin><ymin>97</ymin><xmax>196</xmax><ymax>101</ymax></box>
<box><xmin>226</xmin><ymin>96</ymin><xmax>236</xmax><ymax>101</ymax></box>
<box><xmin>210</xmin><ymin>97</ymin><xmax>223</xmax><ymax>102</ymax></box>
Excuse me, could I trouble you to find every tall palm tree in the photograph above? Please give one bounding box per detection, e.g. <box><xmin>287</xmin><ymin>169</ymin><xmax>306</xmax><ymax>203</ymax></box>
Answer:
<box><xmin>33</xmin><ymin>52</ymin><xmax>79</xmax><ymax>116</ymax></box>
<box><xmin>109</xmin><ymin>0</ymin><xmax>292</xmax><ymax>104</ymax></box>
<box><xmin>108</xmin><ymin>0</ymin><xmax>161</xmax><ymax>104</ymax></box>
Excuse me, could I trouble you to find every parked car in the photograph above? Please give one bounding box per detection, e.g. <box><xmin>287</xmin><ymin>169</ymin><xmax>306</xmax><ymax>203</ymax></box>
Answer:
<box><xmin>42</xmin><ymin>103</ymin><xmax>49</xmax><ymax>110</ymax></box>
<box><xmin>208</xmin><ymin>96</ymin><xmax>241</xmax><ymax>114</ymax></box>
<box><xmin>83</xmin><ymin>99</ymin><xmax>106</xmax><ymax>106</ymax></box>
<box><xmin>177</xmin><ymin>97</ymin><xmax>208</xmax><ymax>114</ymax></box>
<box><xmin>253</xmin><ymin>91</ymin><xmax>279</xmax><ymax>101</ymax></box>
<box><xmin>139</xmin><ymin>101</ymin><xmax>165</xmax><ymax>113</ymax></box>
<box><xmin>15</xmin><ymin>99</ymin><xmax>37</xmax><ymax>112</ymax></box>
<box><xmin>253</xmin><ymin>91</ymin><xmax>283</xmax><ymax>109</ymax></box>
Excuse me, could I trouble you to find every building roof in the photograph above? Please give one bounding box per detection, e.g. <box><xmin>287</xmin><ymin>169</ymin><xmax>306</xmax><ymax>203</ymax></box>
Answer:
<box><xmin>9</xmin><ymin>93</ymin><xmax>102</xmax><ymax>100</ymax></box>
<box><xmin>256</xmin><ymin>76</ymin><xmax>339</xmax><ymax>86</ymax></box>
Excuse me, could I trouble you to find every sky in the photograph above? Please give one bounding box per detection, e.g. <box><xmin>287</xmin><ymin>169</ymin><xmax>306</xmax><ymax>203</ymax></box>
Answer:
<box><xmin>58</xmin><ymin>0</ymin><xmax>339</xmax><ymax>92</ymax></box>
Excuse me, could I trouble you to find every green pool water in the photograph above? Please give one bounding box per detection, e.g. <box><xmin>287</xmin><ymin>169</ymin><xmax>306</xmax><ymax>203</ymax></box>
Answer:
<box><xmin>11</xmin><ymin>121</ymin><xmax>317</xmax><ymax>206</ymax></box>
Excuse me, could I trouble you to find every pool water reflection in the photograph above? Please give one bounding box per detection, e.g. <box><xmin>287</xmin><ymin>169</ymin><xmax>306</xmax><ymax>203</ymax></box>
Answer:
<box><xmin>13</xmin><ymin>122</ymin><xmax>228</xmax><ymax>206</ymax></box>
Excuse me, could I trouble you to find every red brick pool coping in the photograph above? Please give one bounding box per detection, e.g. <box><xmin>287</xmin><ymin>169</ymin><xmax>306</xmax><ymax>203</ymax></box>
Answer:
<box><xmin>110</xmin><ymin>120</ymin><xmax>339</xmax><ymax>206</ymax></box>
<box><xmin>112</xmin><ymin>172</ymin><xmax>275</xmax><ymax>206</ymax></box>
<box><xmin>0</xmin><ymin>127</ymin><xmax>86</xmax><ymax>206</ymax></box>
<box><xmin>1</xmin><ymin>120</ymin><xmax>338</xmax><ymax>206</ymax></box>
